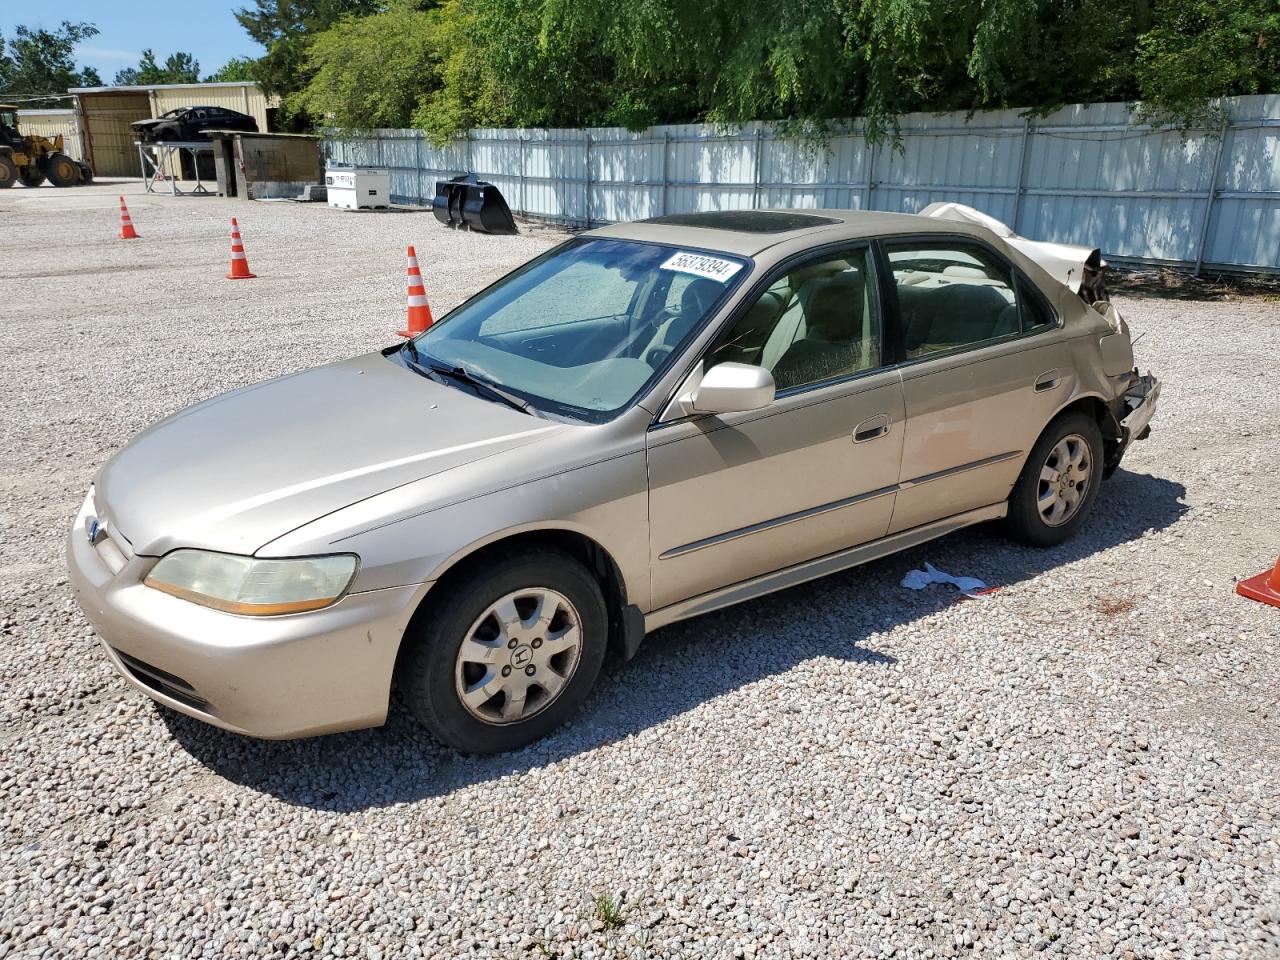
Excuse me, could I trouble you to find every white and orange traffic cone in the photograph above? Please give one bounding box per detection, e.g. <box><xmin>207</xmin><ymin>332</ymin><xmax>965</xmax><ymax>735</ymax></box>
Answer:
<box><xmin>226</xmin><ymin>217</ymin><xmax>256</xmax><ymax>280</ymax></box>
<box><xmin>118</xmin><ymin>196</ymin><xmax>139</xmax><ymax>240</ymax></box>
<box><xmin>1238</xmin><ymin>556</ymin><xmax>1280</xmax><ymax>608</ymax></box>
<box><xmin>397</xmin><ymin>245</ymin><xmax>434</xmax><ymax>337</ymax></box>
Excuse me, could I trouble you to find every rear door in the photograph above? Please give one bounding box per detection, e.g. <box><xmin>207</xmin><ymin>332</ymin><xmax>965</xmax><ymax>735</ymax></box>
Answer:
<box><xmin>877</xmin><ymin>236</ymin><xmax>1072</xmax><ymax>533</ymax></box>
<box><xmin>646</xmin><ymin>243</ymin><xmax>905</xmax><ymax>610</ymax></box>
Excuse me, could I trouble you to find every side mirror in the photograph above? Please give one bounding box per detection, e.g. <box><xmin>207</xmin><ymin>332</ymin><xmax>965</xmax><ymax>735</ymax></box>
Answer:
<box><xmin>680</xmin><ymin>362</ymin><xmax>775</xmax><ymax>416</ymax></box>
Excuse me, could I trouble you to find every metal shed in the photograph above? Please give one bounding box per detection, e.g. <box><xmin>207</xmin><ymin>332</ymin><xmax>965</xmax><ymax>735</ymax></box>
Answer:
<box><xmin>15</xmin><ymin>109</ymin><xmax>84</xmax><ymax>160</ymax></box>
<box><xmin>208</xmin><ymin>131</ymin><xmax>323</xmax><ymax>199</ymax></box>
<box><xmin>69</xmin><ymin>82</ymin><xmax>278</xmax><ymax>178</ymax></box>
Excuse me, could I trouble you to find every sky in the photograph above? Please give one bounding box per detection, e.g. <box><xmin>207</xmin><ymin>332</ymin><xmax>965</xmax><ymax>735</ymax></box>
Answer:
<box><xmin>1</xmin><ymin>2</ymin><xmax>263</xmax><ymax>84</ymax></box>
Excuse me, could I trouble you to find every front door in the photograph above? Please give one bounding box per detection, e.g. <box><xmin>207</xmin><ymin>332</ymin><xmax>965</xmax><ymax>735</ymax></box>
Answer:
<box><xmin>646</xmin><ymin>244</ymin><xmax>906</xmax><ymax>611</ymax></box>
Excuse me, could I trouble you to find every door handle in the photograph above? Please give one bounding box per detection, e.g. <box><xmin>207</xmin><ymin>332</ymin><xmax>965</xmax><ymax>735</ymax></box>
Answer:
<box><xmin>853</xmin><ymin>414</ymin><xmax>891</xmax><ymax>443</ymax></box>
<box><xmin>1034</xmin><ymin>369</ymin><xmax>1061</xmax><ymax>392</ymax></box>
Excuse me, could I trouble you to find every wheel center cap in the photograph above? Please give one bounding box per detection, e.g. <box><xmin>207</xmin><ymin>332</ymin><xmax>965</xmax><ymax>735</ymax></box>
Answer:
<box><xmin>510</xmin><ymin>644</ymin><xmax>534</xmax><ymax>668</ymax></box>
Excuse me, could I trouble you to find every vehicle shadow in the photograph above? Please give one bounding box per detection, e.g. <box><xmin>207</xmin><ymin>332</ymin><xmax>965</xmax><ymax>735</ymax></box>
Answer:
<box><xmin>161</xmin><ymin>467</ymin><xmax>1187</xmax><ymax>812</ymax></box>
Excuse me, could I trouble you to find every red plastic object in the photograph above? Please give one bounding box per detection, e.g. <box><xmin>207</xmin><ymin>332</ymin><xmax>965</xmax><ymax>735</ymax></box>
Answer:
<box><xmin>397</xmin><ymin>245</ymin><xmax>434</xmax><ymax>337</ymax></box>
<box><xmin>226</xmin><ymin>217</ymin><xmax>257</xmax><ymax>279</ymax></box>
<box><xmin>1237</xmin><ymin>558</ymin><xmax>1280</xmax><ymax>608</ymax></box>
<box><xmin>118</xmin><ymin>196</ymin><xmax>139</xmax><ymax>240</ymax></box>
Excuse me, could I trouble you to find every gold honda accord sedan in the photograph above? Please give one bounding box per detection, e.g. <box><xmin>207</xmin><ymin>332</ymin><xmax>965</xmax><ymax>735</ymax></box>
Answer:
<box><xmin>68</xmin><ymin>205</ymin><xmax>1159</xmax><ymax>753</ymax></box>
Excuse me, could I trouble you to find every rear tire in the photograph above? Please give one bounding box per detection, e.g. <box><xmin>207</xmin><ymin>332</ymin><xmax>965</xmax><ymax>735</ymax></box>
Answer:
<box><xmin>1005</xmin><ymin>412</ymin><xmax>1103</xmax><ymax>547</ymax></box>
<box><xmin>398</xmin><ymin>549</ymin><xmax>608</xmax><ymax>753</ymax></box>
<box><xmin>46</xmin><ymin>152</ymin><xmax>80</xmax><ymax>187</ymax></box>
<box><xmin>0</xmin><ymin>155</ymin><xmax>15</xmax><ymax>189</ymax></box>
<box><xmin>19</xmin><ymin>166</ymin><xmax>45</xmax><ymax>187</ymax></box>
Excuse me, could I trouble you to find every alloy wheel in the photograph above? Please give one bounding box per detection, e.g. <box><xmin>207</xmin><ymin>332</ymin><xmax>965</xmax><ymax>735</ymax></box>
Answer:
<box><xmin>1037</xmin><ymin>433</ymin><xmax>1092</xmax><ymax>527</ymax></box>
<box><xmin>453</xmin><ymin>587</ymin><xmax>583</xmax><ymax>725</ymax></box>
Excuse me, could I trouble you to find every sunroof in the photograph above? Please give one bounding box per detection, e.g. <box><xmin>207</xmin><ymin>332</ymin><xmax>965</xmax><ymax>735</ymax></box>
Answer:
<box><xmin>640</xmin><ymin>211</ymin><xmax>841</xmax><ymax>233</ymax></box>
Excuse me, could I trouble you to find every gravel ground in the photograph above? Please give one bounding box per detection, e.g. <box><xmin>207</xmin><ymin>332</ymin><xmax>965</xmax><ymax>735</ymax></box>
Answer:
<box><xmin>1</xmin><ymin>180</ymin><xmax>1278</xmax><ymax>960</ymax></box>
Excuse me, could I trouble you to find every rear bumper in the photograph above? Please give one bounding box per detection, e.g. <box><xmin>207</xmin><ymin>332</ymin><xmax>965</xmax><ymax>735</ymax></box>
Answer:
<box><xmin>67</xmin><ymin>491</ymin><xmax>424</xmax><ymax>739</ymax></box>
<box><xmin>1119</xmin><ymin>372</ymin><xmax>1160</xmax><ymax>444</ymax></box>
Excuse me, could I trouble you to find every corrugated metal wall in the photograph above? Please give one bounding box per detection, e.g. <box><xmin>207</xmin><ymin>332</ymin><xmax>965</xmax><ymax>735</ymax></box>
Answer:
<box><xmin>78</xmin><ymin>92</ymin><xmax>151</xmax><ymax>177</ymax></box>
<box><xmin>16</xmin><ymin>110</ymin><xmax>83</xmax><ymax>160</ymax></box>
<box><xmin>324</xmin><ymin>95</ymin><xmax>1280</xmax><ymax>274</ymax></box>
<box><xmin>150</xmin><ymin>83</ymin><xmax>274</xmax><ymax>133</ymax></box>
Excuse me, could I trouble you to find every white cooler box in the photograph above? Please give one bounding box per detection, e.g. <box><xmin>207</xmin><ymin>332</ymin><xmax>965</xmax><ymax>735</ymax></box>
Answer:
<box><xmin>326</xmin><ymin>167</ymin><xmax>391</xmax><ymax>210</ymax></box>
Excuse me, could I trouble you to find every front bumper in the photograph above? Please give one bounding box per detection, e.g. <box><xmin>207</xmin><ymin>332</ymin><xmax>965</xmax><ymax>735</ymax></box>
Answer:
<box><xmin>66</xmin><ymin>492</ymin><xmax>424</xmax><ymax>739</ymax></box>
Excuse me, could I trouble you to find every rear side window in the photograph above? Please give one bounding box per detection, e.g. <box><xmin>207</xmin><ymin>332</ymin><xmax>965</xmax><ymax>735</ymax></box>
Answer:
<box><xmin>884</xmin><ymin>241</ymin><xmax>1019</xmax><ymax>358</ymax></box>
<box><xmin>1018</xmin><ymin>277</ymin><xmax>1056</xmax><ymax>333</ymax></box>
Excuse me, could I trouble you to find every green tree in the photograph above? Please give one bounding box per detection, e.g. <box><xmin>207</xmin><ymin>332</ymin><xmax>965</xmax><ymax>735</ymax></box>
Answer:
<box><xmin>114</xmin><ymin>49</ymin><xmax>201</xmax><ymax>86</ymax></box>
<box><xmin>412</xmin><ymin>0</ymin><xmax>513</xmax><ymax>142</ymax></box>
<box><xmin>227</xmin><ymin>0</ymin><xmax>1279</xmax><ymax>141</ymax></box>
<box><xmin>523</xmin><ymin>0</ymin><xmax>1158</xmax><ymax>138</ymax></box>
<box><xmin>204</xmin><ymin>57</ymin><xmax>259</xmax><ymax>83</ymax></box>
<box><xmin>0</xmin><ymin>21</ymin><xmax>102</xmax><ymax>96</ymax></box>
<box><xmin>293</xmin><ymin>4</ymin><xmax>443</xmax><ymax>129</ymax></box>
<box><xmin>1136</xmin><ymin>0</ymin><xmax>1280</xmax><ymax>128</ymax></box>
<box><xmin>235</xmin><ymin>0</ymin><xmax>380</xmax><ymax>128</ymax></box>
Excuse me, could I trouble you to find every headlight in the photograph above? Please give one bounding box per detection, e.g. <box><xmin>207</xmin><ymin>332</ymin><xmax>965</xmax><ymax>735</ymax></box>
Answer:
<box><xmin>143</xmin><ymin>550</ymin><xmax>359</xmax><ymax>616</ymax></box>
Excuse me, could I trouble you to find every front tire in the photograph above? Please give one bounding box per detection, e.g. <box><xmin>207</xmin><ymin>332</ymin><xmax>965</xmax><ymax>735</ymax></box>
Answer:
<box><xmin>1005</xmin><ymin>412</ymin><xmax>1103</xmax><ymax>547</ymax></box>
<box><xmin>46</xmin><ymin>152</ymin><xmax>80</xmax><ymax>187</ymax></box>
<box><xmin>0</xmin><ymin>155</ymin><xmax>15</xmax><ymax>189</ymax></box>
<box><xmin>399</xmin><ymin>549</ymin><xmax>608</xmax><ymax>753</ymax></box>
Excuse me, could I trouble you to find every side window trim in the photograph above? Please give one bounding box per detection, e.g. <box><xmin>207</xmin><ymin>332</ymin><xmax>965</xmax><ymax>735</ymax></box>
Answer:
<box><xmin>873</xmin><ymin>232</ymin><xmax>1059</xmax><ymax>368</ymax></box>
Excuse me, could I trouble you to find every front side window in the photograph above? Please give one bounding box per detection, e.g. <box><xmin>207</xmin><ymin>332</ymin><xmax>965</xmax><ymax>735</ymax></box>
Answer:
<box><xmin>707</xmin><ymin>246</ymin><xmax>881</xmax><ymax>393</ymax></box>
<box><xmin>885</xmin><ymin>241</ymin><xmax>1021</xmax><ymax>359</ymax></box>
<box><xmin>409</xmin><ymin>238</ymin><xmax>748</xmax><ymax>422</ymax></box>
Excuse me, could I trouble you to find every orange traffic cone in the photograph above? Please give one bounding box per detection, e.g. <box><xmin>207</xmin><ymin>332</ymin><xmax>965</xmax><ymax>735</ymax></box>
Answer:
<box><xmin>118</xmin><ymin>196</ymin><xmax>139</xmax><ymax>240</ymax></box>
<box><xmin>397</xmin><ymin>245</ymin><xmax>434</xmax><ymax>337</ymax></box>
<box><xmin>226</xmin><ymin>217</ymin><xmax>256</xmax><ymax>280</ymax></box>
<box><xmin>1237</xmin><ymin>557</ymin><xmax>1280</xmax><ymax>608</ymax></box>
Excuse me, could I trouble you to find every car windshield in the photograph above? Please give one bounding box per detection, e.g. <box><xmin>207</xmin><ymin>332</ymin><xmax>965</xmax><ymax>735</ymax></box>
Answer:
<box><xmin>407</xmin><ymin>238</ymin><xmax>749</xmax><ymax>422</ymax></box>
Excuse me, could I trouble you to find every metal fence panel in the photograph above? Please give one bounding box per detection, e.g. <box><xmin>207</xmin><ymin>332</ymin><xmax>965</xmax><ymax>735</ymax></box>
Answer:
<box><xmin>323</xmin><ymin>95</ymin><xmax>1280</xmax><ymax>274</ymax></box>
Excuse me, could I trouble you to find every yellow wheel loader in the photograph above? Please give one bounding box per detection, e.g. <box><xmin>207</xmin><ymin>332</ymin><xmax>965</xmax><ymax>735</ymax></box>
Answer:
<box><xmin>0</xmin><ymin>104</ymin><xmax>93</xmax><ymax>188</ymax></box>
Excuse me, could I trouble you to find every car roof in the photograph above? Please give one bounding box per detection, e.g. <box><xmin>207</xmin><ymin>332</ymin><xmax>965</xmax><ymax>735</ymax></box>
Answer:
<box><xmin>586</xmin><ymin>208</ymin><xmax>994</xmax><ymax>257</ymax></box>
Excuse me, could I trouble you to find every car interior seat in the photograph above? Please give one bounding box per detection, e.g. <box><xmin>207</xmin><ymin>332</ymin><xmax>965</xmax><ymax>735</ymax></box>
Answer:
<box><xmin>710</xmin><ymin>287</ymin><xmax>789</xmax><ymax>367</ymax></box>
<box><xmin>899</xmin><ymin>282</ymin><xmax>1015</xmax><ymax>356</ymax></box>
<box><xmin>643</xmin><ymin>277</ymin><xmax>725</xmax><ymax>367</ymax></box>
<box><xmin>769</xmin><ymin>276</ymin><xmax>866</xmax><ymax>391</ymax></box>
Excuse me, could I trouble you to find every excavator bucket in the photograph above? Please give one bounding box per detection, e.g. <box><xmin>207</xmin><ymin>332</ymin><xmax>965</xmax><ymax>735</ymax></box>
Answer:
<box><xmin>432</xmin><ymin>173</ymin><xmax>517</xmax><ymax>234</ymax></box>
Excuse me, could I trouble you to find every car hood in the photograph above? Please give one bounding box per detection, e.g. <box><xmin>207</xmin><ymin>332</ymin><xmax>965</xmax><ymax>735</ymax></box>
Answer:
<box><xmin>95</xmin><ymin>353</ymin><xmax>564</xmax><ymax>556</ymax></box>
<box><xmin>130</xmin><ymin>118</ymin><xmax>164</xmax><ymax>129</ymax></box>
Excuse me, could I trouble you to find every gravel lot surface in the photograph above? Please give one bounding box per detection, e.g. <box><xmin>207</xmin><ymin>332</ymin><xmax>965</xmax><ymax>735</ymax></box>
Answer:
<box><xmin>1</xmin><ymin>181</ymin><xmax>1278</xmax><ymax>960</ymax></box>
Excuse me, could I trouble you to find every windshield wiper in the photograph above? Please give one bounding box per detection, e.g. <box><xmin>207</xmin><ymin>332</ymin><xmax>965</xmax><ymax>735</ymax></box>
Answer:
<box><xmin>401</xmin><ymin>343</ymin><xmax>541</xmax><ymax>417</ymax></box>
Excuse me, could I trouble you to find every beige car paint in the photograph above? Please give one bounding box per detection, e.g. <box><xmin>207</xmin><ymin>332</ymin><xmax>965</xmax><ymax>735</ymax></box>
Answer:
<box><xmin>889</xmin><ymin>330</ymin><xmax>1078</xmax><ymax>532</ymax></box>
<box><xmin>647</xmin><ymin>367</ymin><xmax>905</xmax><ymax>608</ymax></box>
<box><xmin>68</xmin><ymin>208</ymin><xmax>1156</xmax><ymax>739</ymax></box>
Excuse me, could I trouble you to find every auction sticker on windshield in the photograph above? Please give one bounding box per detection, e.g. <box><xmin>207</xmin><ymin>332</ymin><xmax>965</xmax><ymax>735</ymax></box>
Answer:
<box><xmin>660</xmin><ymin>251</ymin><xmax>743</xmax><ymax>282</ymax></box>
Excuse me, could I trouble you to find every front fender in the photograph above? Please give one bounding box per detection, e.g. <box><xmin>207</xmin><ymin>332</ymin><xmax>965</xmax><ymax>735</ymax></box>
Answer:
<box><xmin>258</xmin><ymin>448</ymin><xmax>652</xmax><ymax>612</ymax></box>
